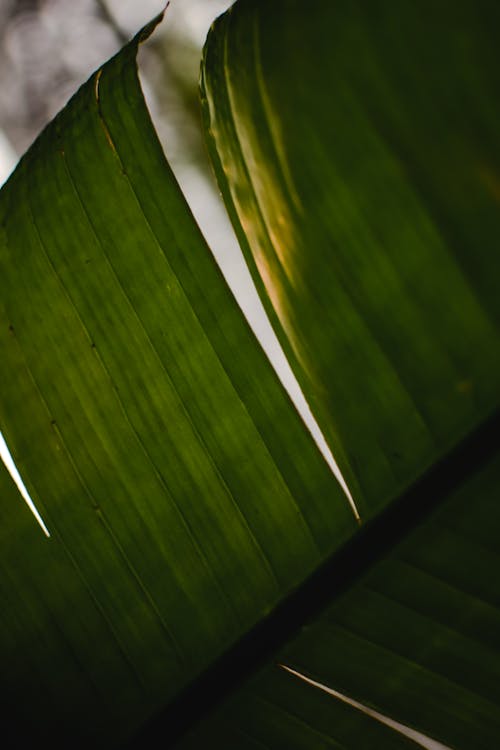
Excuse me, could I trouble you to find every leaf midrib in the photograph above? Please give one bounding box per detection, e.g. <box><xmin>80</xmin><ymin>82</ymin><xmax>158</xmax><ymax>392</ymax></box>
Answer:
<box><xmin>123</xmin><ymin>406</ymin><xmax>500</xmax><ymax>748</ymax></box>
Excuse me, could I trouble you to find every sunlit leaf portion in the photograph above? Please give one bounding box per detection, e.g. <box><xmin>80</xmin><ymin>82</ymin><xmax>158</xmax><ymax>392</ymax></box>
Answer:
<box><xmin>201</xmin><ymin>0</ymin><xmax>500</xmax><ymax>516</ymax></box>
<box><xmin>0</xmin><ymin>16</ymin><xmax>355</xmax><ymax>744</ymax></box>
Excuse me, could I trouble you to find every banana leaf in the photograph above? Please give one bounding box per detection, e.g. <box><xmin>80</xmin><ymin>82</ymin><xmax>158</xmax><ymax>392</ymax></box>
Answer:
<box><xmin>0</xmin><ymin>14</ymin><xmax>354</xmax><ymax>746</ymax></box>
<box><xmin>171</xmin><ymin>431</ymin><xmax>500</xmax><ymax>750</ymax></box>
<box><xmin>165</xmin><ymin>0</ymin><xmax>500</xmax><ymax>747</ymax></box>
<box><xmin>1</xmin><ymin>1</ymin><xmax>500</xmax><ymax>747</ymax></box>
<box><xmin>201</xmin><ymin>0</ymin><xmax>500</xmax><ymax>515</ymax></box>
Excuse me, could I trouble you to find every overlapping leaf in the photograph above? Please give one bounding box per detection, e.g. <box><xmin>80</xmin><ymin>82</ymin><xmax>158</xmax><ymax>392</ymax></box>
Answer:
<box><xmin>176</xmin><ymin>450</ymin><xmax>500</xmax><ymax>750</ymax></box>
<box><xmin>201</xmin><ymin>0</ymin><xmax>500</xmax><ymax>515</ymax></box>
<box><xmin>2</xmin><ymin>1</ymin><xmax>500</xmax><ymax>747</ymax></box>
<box><xmin>192</xmin><ymin>0</ymin><xmax>500</xmax><ymax>747</ymax></box>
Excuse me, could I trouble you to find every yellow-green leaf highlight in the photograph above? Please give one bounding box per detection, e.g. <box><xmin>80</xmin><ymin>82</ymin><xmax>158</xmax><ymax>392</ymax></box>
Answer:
<box><xmin>201</xmin><ymin>0</ymin><xmax>500</xmax><ymax>516</ymax></box>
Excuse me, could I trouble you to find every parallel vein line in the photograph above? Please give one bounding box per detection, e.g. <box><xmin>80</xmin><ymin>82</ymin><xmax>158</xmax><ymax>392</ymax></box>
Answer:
<box><xmin>2</xmin><ymin>320</ymin><xmax>148</xmax><ymax>690</ymax></box>
<box><xmin>323</xmin><ymin>620</ymin><xmax>500</xmax><ymax>708</ymax></box>
<box><xmin>248</xmin><ymin>689</ymin><xmax>347</xmax><ymax>749</ymax></box>
<box><xmin>95</xmin><ymin>65</ymin><xmax>322</xmax><ymax>562</ymax></box>
<box><xmin>60</xmin><ymin>145</ymin><xmax>280</xmax><ymax>605</ymax></box>
<box><xmin>24</xmin><ymin>161</ymin><xmax>242</xmax><ymax>643</ymax></box>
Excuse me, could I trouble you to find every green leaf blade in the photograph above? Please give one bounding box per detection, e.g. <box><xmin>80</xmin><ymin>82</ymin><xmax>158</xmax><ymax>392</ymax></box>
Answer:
<box><xmin>201</xmin><ymin>0</ymin><xmax>500</xmax><ymax>516</ymax></box>
<box><xmin>0</xmin><ymin>18</ymin><xmax>355</xmax><ymax>743</ymax></box>
<box><xmin>173</xmin><ymin>449</ymin><xmax>500</xmax><ymax>750</ymax></box>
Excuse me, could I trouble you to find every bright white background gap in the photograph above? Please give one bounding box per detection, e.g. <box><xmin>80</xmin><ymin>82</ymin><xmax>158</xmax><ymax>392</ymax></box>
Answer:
<box><xmin>0</xmin><ymin>128</ymin><xmax>17</xmax><ymax>185</ymax></box>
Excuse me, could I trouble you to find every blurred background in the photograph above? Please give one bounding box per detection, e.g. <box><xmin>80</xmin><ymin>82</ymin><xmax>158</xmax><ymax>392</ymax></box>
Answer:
<box><xmin>0</xmin><ymin>0</ymin><xmax>347</xmax><ymax>526</ymax></box>
<box><xmin>0</xmin><ymin>0</ymin><xmax>236</xmax><ymax>269</ymax></box>
<box><xmin>0</xmin><ymin>1</ymin><xmax>228</xmax><ymax>167</ymax></box>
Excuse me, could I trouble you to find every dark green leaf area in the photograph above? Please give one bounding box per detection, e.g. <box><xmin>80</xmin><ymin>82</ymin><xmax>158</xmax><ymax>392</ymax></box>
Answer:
<box><xmin>202</xmin><ymin>0</ymin><xmax>500</xmax><ymax>515</ymax></box>
<box><xmin>0</xmin><ymin>461</ymin><xmax>146</xmax><ymax>748</ymax></box>
<box><xmin>175</xmin><ymin>449</ymin><xmax>500</xmax><ymax>750</ymax></box>
<box><xmin>0</xmin><ymin>23</ymin><xmax>354</xmax><ymax>746</ymax></box>
<box><xmin>180</xmin><ymin>665</ymin><xmax>423</xmax><ymax>750</ymax></box>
